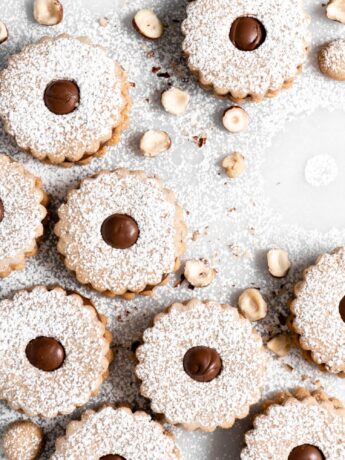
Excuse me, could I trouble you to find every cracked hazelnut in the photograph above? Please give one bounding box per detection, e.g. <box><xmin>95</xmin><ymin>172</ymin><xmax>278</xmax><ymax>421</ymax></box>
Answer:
<box><xmin>267</xmin><ymin>334</ymin><xmax>291</xmax><ymax>357</ymax></box>
<box><xmin>0</xmin><ymin>21</ymin><xmax>8</xmax><ymax>44</ymax></box>
<box><xmin>184</xmin><ymin>259</ymin><xmax>216</xmax><ymax>288</ymax></box>
<box><xmin>33</xmin><ymin>0</ymin><xmax>63</xmax><ymax>26</ymax></box>
<box><xmin>267</xmin><ymin>248</ymin><xmax>291</xmax><ymax>278</ymax></box>
<box><xmin>140</xmin><ymin>130</ymin><xmax>171</xmax><ymax>157</ymax></box>
<box><xmin>238</xmin><ymin>288</ymin><xmax>267</xmax><ymax>321</ymax></box>
<box><xmin>133</xmin><ymin>9</ymin><xmax>164</xmax><ymax>39</ymax></box>
<box><xmin>222</xmin><ymin>106</ymin><xmax>249</xmax><ymax>133</ymax></box>
<box><xmin>161</xmin><ymin>87</ymin><xmax>190</xmax><ymax>115</ymax></box>
<box><xmin>222</xmin><ymin>152</ymin><xmax>246</xmax><ymax>178</ymax></box>
<box><xmin>326</xmin><ymin>0</ymin><xmax>345</xmax><ymax>23</ymax></box>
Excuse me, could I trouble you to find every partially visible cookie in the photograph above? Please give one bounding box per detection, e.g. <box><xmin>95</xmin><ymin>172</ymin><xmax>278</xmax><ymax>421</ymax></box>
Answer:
<box><xmin>2</xmin><ymin>420</ymin><xmax>44</xmax><ymax>460</ymax></box>
<box><xmin>51</xmin><ymin>405</ymin><xmax>179</xmax><ymax>459</ymax></box>
<box><xmin>0</xmin><ymin>154</ymin><xmax>48</xmax><ymax>277</ymax></box>
<box><xmin>290</xmin><ymin>247</ymin><xmax>345</xmax><ymax>376</ymax></box>
<box><xmin>241</xmin><ymin>388</ymin><xmax>345</xmax><ymax>459</ymax></box>
<box><xmin>319</xmin><ymin>39</ymin><xmax>345</xmax><ymax>80</ymax></box>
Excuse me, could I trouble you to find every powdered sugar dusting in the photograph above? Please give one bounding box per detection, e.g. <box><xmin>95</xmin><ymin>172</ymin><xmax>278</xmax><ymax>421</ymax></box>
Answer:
<box><xmin>51</xmin><ymin>406</ymin><xmax>179</xmax><ymax>459</ymax></box>
<box><xmin>56</xmin><ymin>170</ymin><xmax>183</xmax><ymax>294</ymax></box>
<box><xmin>241</xmin><ymin>397</ymin><xmax>345</xmax><ymax>459</ymax></box>
<box><xmin>136</xmin><ymin>300</ymin><xmax>268</xmax><ymax>430</ymax></box>
<box><xmin>182</xmin><ymin>0</ymin><xmax>310</xmax><ymax>98</ymax></box>
<box><xmin>305</xmin><ymin>154</ymin><xmax>338</xmax><ymax>187</ymax></box>
<box><xmin>1</xmin><ymin>0</ymin><xmax>345</xmax><ymax>458</ymax></box>
<box><xmin>0</xmin><ymin>154</ymin><xmax>45</xmax><ymax>267</ymax></box>
<box><xmin>0</xmin><ymin>35</ymin><xmax>125</xmax><ymax>163</ymax></box>
<box><xmin>0</xmin><ymin>286</ymin><xmax>110</xmax><ymax>418</ymax></box>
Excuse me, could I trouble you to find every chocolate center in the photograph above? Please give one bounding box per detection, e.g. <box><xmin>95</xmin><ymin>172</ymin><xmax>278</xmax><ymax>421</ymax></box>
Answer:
<box><xmin>101</xmin><ymin>214</ymin><xmax>139</xmax><ymax>250</ymax></box>
<box><xmin>183</xmin><ymin>346</ymin><xmax>222</xmax><ymax>382</ymax></box>
<box><xmin>100</xmin><ymin>456</ymin><xmax>126</xmax><ymax>460</ymax></box>
<box><xmin>230</xmin><ymin>17</ymin><xmax>266</xmax><ymax>51</ymax></box>
<box><xmin>44</xmin><ymin>80</ymin><xmax>80</xmax><ymax>115</ymax></box>
<box><xmin>339</xmin><ymin>296</ymin><xmax>345</xmax><ymax>323</ymax></box>
<box><xmin>26</xmin><ymin>336</ymin><xmax>65</xmax><ymax>372</ymax></box>
<box><xmin>288</xmin><ymin>444</ymin><xmax>325</xmax><ymax>460</ymax></box>
<box><xmin>0</xmin><ymin>199</ymin><xmax>4</xmax><ymax>223</ymax></box>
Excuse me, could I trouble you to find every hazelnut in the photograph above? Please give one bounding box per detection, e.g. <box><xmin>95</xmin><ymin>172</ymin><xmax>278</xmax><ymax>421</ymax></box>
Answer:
<box><xmin>238</xmin><ymin>288</ymin><xmax>267</xmax><ymax>321</ymax></box>
<box><xmin>0</xmin><ymin>21</ymin><xmax>8</xmax><ymax>44</ymax></box>
<box><xmin>3</xmin><ymin>420</ymin><xmax>44</xmax><ymax>460</ymax></box>
<box><xmin>222</xmin><ymin>106</ymin><xmax>249</xmax><ymax>133</ymax></box>
<box><xmin>140</xmin><ymin>130</ymin><xmax>171</xmax><ymax>157</ymax></box>
<box><xmin>267</xmin><ymin>334</ymin><xmax>291</xmax><ymax>357</ymax></box>
<box><xmin>319</xmin><ymin>40</ymin><xmax>345</xmax><ymax>81</ymax></box>
<box><xmin>99</xmin><ymin>17</ymin><xmax>109</xmax><ymax>27</ymax></box>
<box><xmin>326</xmin><ymin>0</ymin><xmax>345</xmax><ymax>23</ymax></box>
<box><xmin>161</xmin><ymin>87</ymin><xmax>190</xmax><ymax>115</ymax></box>
<box><xmin>222</xmin><ymin>152</ymin><xmax>246</xmax><ymax>178</ymax></box>
<box><xmin>33</xmin><ymin>0</ymin><xmax>63</xmax><ymax>26</ymax></box>
<box><xmin>133</xmin><ymin>9</ymin><xmax>164</xmax><ymax>39</ymax></box>
<box><xmin>184</xmin><ymin>259</ymin><xmax>216</xmax><ymax>288</ymax></box>
<box><xmin>267</xmin><ymin>248</ymin><xmax>291</xmax><ymax>278</ymax></box>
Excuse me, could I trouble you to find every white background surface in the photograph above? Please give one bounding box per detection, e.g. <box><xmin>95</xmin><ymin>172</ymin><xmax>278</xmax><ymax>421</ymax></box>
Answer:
<box><xmin>1</xmin><ymin>0</ymin><xmax>345</xmax><ymax>459</ymax></box>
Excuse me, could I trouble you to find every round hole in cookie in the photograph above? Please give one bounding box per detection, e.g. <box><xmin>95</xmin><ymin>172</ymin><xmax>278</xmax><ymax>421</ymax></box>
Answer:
<box><xmin>100</xmin><ymin>456</ymin><xmax>126</xmax><ymax>460</ymax></box>
<box><xmin>339</xmin><ymin>296</ymin><xmax>345</xmax><ymax>323</ymax></box>
<box><xmin>25</xmin><ymin>336</ymin><xmax>66</xmax><ymax>372</ymax></box>
<box><xmin>183</xmin><ymin>346</ymin><xmax>222</xmax><ymax>383</ymax></box>
<box><xmin>44</xmin><ymin>79</ymin><xmax>80</xmax><ymax>115</ymax></box>
<box><xmin>101</xmin><ymin>214</ymin><xmax>140</xmax><ymax>250</ymax></box>
<box><xmin>288</xmin><ymin>444</ymin><xmax>325</xmax><ymax>460</ymax></box>
<box><xmin>0</xmin><ymin>198</ymin><xmax>4</xmax><ymax>223</ymax></box>
<box><xmin>230</xmin><ymin>17</ymin><xmax>266</xmax><ymax>52</ymax></box>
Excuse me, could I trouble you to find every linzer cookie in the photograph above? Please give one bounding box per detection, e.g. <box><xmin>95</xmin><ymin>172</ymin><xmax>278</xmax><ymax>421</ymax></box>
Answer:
<box><xmin>136</xmin><ymin>299</ymin><xmax>268</xmax><ymax>431</ymax></box>
<box><xmin>0</xmin><ymin>34</ymin><xmax>130</xmax><ymax>165</ymax></box>
<box><xmin>290</xmin><ymin>247</ymin><xmax>345</xmax><ymax>376</ymax></box>
<box><xmin>55</xmin><ymin>168</ymin><xmax>187</xmax><ymax>299</ymax></box>
<box><xmin>51</xmin><ymin>406</ymin><xmax>179</xmax><ymax>459</ymax></box>
<box><xmin>241</xmin><ymin>388</ymin><xmax>345</xmax><ymax>459</ymax></box>
<box><xmin>0</xmin><ymin>154</ymin><xmax>47</xmax><ymax>277</ymax></box>
<box><xmin>182</xmin><ymin>0</ymin><xmax>310</xmax><ymax>102</ymax></box>
<box><xmin>0</xmin><ymin>286</ymin><xmax>112</xmax><ymax>417</ymax></box>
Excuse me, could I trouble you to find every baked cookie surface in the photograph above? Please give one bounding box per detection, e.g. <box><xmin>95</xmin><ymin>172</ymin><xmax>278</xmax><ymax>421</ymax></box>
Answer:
<box><xmin>0</xmin><ymin>34</ymin><xmax>130</xmax><ymax>165</ymax></box>
<box><xmin>55</xmin><ymin>168</ymin><xmax>187</xmax><ymax>298</ymax></box>
<box><xmin>51</xmin><ymin>406</ymin><xmax>179</xmax><ymax>460</ymax></box>
<box><xmin>0</xmin><ymin>286</ymin><xmax>112</xmax><ymax>418</ymax></box>
<box><xmin>182</xmin><ymin>0</ymin><xmax>310</xmax><ymax>102</ymax></box>
<box><xmin>0</xmin><ymin>154</ymin><xmax>47</xmax><ymax>277</ymax></box>
<box><xmin>241</xmin><ymin>389</ymin><xmax>345</xmax><ymax>459</ymax></box>
<box><xmin>291</xmin><ymin>247</ymin><xmax>345</xmax><ymax>376</ymax></box>
<box><xmin>136</xmin><ymin>299</ymin><xmax>268</xmax><ymax>431</ymax></box>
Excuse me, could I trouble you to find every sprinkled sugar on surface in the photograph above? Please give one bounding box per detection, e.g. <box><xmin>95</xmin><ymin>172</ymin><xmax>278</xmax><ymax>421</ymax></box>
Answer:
<box><xmin>51</xmin><ymin>406</ymin><xmax>179</xmax><ymax>459</ymax></box>
<box><xmin>182</xmin><ymin>0</ymin><xmax>310</xmax><ymax>98</ymax></box>
<box><xmin>1</xmin><ymin>0</ymin><xmax>345</xmax><ymax>459</ymax></box>
<box><xmin>136</xmin><ymin>300</ymin><xmax>267</xmax><ymax>430</ymax></box>
<box><xmin>56</xmin><ymin>170</ymin><xmax>180</xmax><ymax>294</ymax></box>
<box><xmin>241</xmin><ymin>397</ymin><xmax>345</xmax><ymax>459</ymax></box>
<box><xmin>305</xmin><ymin>154</ymin><xmax>338</xmax><ymax>187</ymax></box>
<box><xmin>0</xmin><ymin>35</ymin><xmax>125</xmax><ymax>162</ymax></box>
